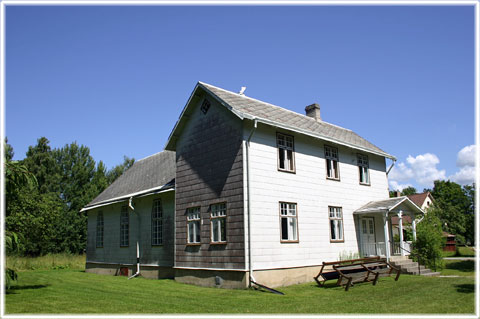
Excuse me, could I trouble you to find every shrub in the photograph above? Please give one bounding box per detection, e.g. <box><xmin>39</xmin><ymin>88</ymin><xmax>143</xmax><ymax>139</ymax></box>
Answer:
<box><xmin>411</xmin><ymin>207</ymin><xmax>445</xmax><ymax>271</ymax></box>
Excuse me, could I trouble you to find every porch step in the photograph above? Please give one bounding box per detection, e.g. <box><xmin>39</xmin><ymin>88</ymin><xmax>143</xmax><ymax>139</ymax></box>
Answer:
<box><xmin>390</xmin><ymin>257</ymin><xmax>439</xmax><ymax>277</ymax></box>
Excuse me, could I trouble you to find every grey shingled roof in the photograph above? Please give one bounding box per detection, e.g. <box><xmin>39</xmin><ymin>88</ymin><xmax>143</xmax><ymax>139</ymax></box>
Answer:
<box><xmin>198</xmin><ymin>82</ymin><xmax>394</xmax><ymax>159</ymax></box>
<box><xmin>84</xmin><ymin>150</ymin><xmax>175</xmax><ymax>209</ymax></box>
<box><xmin>354</xmin><ymin>197</ymin><xmax>423</xmax><ymax>214</ymax></box>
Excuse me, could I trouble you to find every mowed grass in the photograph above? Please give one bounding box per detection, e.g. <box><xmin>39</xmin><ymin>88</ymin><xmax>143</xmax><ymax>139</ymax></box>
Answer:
<box><xmin>441</xmin><ymin>260</ymin><xmax>475</xmax><ymax>277</ymax></box>
<box><xmin>6</xmin><ymin>270</ymin><xmax>475</xmax><ymax>314</ymax></box>
<box><xmin>443</xmin><ymin>246</ymin><xmax>476</xmax><ymax>258</ymax></box>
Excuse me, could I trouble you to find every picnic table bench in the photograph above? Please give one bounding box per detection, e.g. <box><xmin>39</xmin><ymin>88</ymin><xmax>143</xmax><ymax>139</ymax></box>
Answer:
<box><xmin>314</xmin><ymin>256</ymin><xmax>401</xmax><ymax>291</ymax></box>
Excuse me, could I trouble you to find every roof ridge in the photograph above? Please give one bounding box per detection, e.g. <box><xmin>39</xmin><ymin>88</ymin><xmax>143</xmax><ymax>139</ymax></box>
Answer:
<box><xmin>136</xmin><ymin>150</ymin><xmax>170</xmax><ymax>162</ymax></box>
<box><xmin>199</xmin><ymin>81</ymin><xmax>353</xmax><ymax>133</ymax></box>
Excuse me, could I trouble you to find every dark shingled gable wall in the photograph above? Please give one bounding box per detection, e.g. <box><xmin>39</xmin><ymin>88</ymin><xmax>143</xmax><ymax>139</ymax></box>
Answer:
<box><xmin>174</xmin><ymin>93</ymin><xmax>245</xmax><ymax>270</ymax></box>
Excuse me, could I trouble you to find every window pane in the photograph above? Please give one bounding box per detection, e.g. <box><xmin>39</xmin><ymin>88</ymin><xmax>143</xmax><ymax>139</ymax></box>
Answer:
<box><xmin>286</xmin><ymin>150</ymin><xmax>293</xmax><ymax>170</ymax></box>
<box><xmin>281</xmin><ymin>218</ymin><xmax>289</xmax><ymax>240</ymax></box>
<box><xmin>195</xmin><ymin>221</ymin><xmax>201</xmax><ymax>243</ymax></box>
<box><xmin>331</xmin><ymin>220</ymin><xmax>336</xmax><ymax>239</ymax></box>
<box><xmin>212</xmin><ymin>220</ymin><xmax>219</xmax><ymax>242</ymax></box>
<box><xmin>279</xmin><ymin>149</ymin><xmax>285</xmax><ymax>169</ymax></box>
<box><xmin>289</xmin><ymin>217</ymin><xmax>297</xmax><ymax>240</ymax></box>
<box><xmin>338</xmin><ymin>220</ymin><xmax>343</xmax><ymax>240</ymax></box>
<box><xmin>220</xmin><ymin>218</ymin><xmax>226</xmax><ymax>242</ymax></box>
<box><xmin>333</xmin><ymin>161</ymin><xmax>338</xmax><ymax>179</ymax></box>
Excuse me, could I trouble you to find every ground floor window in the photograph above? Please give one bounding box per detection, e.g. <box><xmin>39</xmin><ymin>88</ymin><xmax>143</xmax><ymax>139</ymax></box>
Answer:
<box><xmin>120</xmin><ymin>206</ymin><xmax>129</xmax><ymax>247</ymax></box>
<box><xmin>96</xmin><ymin>211</ymin><xmax>104</xmax><ymax>248</ymax></box>
<box><xmin>210</xmin><ymin>203</ymin><xmax>226</xmax><ymax>243</ymax></box>
<box><xmin>329</xmin><ymin>206</ymin><xmax>343</xmax><ymax>242</ymax></box>
<box><xmin>187</xmin><ymin>207</ymin><xmax>201</xmax><ymax>244</ymax></box>
<box><xmin>280</xmin><ymin>202</ymin><xmax>298</xmax><ymax>242</ymax></box>
<box><xmin>151</xmin><ymin>199</ymin><xmax>163</xmax><ymax>245</ymax></box>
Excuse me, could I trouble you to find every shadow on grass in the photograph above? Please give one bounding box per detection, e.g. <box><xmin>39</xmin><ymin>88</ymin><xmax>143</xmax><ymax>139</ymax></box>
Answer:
<box><xmin>6</xmin><ymin>284</ymin><xmax>49</xmax><ymax>295</ymax></box>
<box><xmin>445</xmin><ymin>260</ymin><xmax>474</xmax><ymax>273</ymax></box>
<box><xmin>455</xmin><ymin>284</ymin><xmax>474</xmax><ymax>294</ymax></box>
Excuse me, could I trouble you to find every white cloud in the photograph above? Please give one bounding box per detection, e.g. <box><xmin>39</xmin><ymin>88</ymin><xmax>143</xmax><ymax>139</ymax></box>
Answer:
<box><xmin>450</xmin><ymin>145</ymin><xmax>476</xmax><ymax>185</ymax></box>
<box><xmin>389</xmin><ymin>180</ymin><xmax>413</xmax><ymax>192</ymax></box>
<box><xmin>389</xmin><ymin>153</ymin><xmax>446</xmax><ymax>189</ymax></box>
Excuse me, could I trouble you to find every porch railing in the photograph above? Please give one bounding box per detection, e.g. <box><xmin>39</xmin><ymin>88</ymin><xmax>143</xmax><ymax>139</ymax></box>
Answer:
<box><xmin>360</xmin><ymin>241</ymin><xmax>412</xmax><ymax>257</ymax></box>
<box><xmin>391</xmin><ymin>241</ymin><xmax>411</xmax><ymax>256</ymax></box>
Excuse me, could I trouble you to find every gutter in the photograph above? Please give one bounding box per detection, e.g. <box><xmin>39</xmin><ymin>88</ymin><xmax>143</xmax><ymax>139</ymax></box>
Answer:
<box><xmin>246</xmin><ymin>118</ymin><xmax>257</xmax><ymax>287</ymax></box>
<box><xmin>128</xmin><ymin>196</ymin><xmax>141</xmax><ymax>279</ymax></box>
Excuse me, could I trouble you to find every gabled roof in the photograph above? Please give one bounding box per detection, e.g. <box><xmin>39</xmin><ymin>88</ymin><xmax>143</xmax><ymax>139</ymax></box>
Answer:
<box><xmin>81</xmin><ymin>150</ymin><xmax>176</xmax><ymax>212</ymax></box>
<box><xmin>354</xmin><ymin>196</ymin><xmax>424</xmax><ymax>215</ymax></box>
<box><xmin>407</xmin><ymin>192</ymin><xmax>434</xmax><ymax>207</ymax></box>
<box><xmin>165</xmin><ymin>81</ymin><xmax>395</xmax><ymax>160</ymax></box>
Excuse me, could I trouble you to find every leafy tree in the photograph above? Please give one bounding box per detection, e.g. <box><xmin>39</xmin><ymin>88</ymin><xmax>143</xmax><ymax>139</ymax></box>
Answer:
<box><xmin>5</xmin><ymin>231</ymin><xmax>19</xmax><ymax>289</ymax></box>
<box><xmin>23</xmin><ymin>137</ymin><xmax>60</xmax><ymax>194</ymax></box>
<box><xmin>412</xmin><ymin>207</ymin><xmax>445</xmax><ymax>271</ymax></box>
<box><xmin>106</xmin><ymin>155</ymin><xmax>135</xmax><ymax>184</ymax></box>
<box><xmin>4</xmin><ymin>137</ymin><xmax>14</xmax><ymax>162</ymax></box>
<box><xmin>430</xmin><ymin>180</ymin><xmax>473</xmax><ymax>245</ymax></box>
<box><xmin>401</xmin><ymin>186</ymin><xmax>417</xmax><ymax>196</ymax></box>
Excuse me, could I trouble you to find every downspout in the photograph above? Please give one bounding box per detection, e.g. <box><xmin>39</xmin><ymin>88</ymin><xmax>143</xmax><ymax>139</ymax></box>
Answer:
<box><xmin>246</xmin><ymin>118</ymin><xmax>257</xmax><ymax>287</ymax></box>
<box><xmin>386</xmin><ymin>159</ymin><xmax>396</xmax><ymax>176</ymax></box>
<box><xmin>128</xmin><ymin>196</ymin><xmax>140</xmax><ymax>279</ymax></box>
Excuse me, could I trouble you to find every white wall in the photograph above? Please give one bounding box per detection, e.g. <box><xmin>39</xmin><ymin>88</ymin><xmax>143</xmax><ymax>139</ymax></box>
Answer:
<box><xmin>244</xmin><ymin>123</ymin><xmax>389</xmax><ymax>270</ymax></box>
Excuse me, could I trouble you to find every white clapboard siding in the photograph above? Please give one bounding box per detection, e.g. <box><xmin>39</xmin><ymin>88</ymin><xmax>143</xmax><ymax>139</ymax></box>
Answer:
<box><xmin>244</xmin><ymin>123</ymin><xmax>389</xmax><ymax>270</ymax></box>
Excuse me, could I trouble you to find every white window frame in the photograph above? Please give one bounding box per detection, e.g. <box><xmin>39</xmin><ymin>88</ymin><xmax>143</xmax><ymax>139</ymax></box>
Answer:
<box><xmin>151</xmin><ymin>199</ymin><xmax>163</xmax><ymax>246</ymax></box>
<box><xmin>210</xmin><ymin>203</ymin><xmax>227</xmax><ymax>244</ymax></box>
<box><xmin>276</xmin><ymin>133</ymin><xmax>295</xmax><ymax>173</ymax></box>
<box><xmin>187</xmin><ymin>207</ymin><xmax>201</xmax><ymax>244</ymax></box>
<box><xmin>280</xmin><ymin>202</ymin><xmax>298</xmax><ymax>242</ymax></box>
<box><xmin>96</xmin><ymin>211</ymin><xmax>104</xmax><ymax>248</ymax></box>
<box><xmin>120</xmin><ymin>206</ymin><xmax>129</xmax><ymax>247</ymax></box>
<box><xmin>357</xmin><ymin>154</ymin><xmax>370</xmax><ymax>185</ymax></box>
<box><xmin>329</xmin><ymin>206</ymin><xmax>344</xmax><ymax>242</ymax></box>
<box><xmin>325</xmin><ymin>145</ymin><xmax>340</xmax><ymax>180</ymax></box>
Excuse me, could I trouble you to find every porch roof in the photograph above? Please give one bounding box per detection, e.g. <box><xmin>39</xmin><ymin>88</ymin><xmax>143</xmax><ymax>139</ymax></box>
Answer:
<box><xmin>354</xmin><ymin>196</ymin><xmax>424</xmax><ymax>215</ymax></box>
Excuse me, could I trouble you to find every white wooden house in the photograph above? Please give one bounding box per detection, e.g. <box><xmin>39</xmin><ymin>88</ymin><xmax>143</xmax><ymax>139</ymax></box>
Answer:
<box><xmin>82</xmin><ymin>82</ymin><xmax>424</xmax><ymax>288</ymax></box>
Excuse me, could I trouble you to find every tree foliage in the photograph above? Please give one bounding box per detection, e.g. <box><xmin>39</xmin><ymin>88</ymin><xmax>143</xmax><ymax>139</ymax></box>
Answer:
<box><xmin>5</xmin><ymin>137</ymin><xmax>134</xmax><ymax>256</ymax></box>
<box><xmin>430</xmin><ymin>180</ymin><xmax>475</xmax><ymax>245</ymax></box>
<box><xmin>412</xmin><ymin>207</ymin><xmax>445</xmax><ymax>270</ymax></box>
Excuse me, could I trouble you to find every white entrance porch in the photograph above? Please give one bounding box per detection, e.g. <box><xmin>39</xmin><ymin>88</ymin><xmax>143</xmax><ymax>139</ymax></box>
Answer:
<box><xmin>354</xmin><ymin>197</ymin><xmax>424</xmax><ymax>261</ymax></box>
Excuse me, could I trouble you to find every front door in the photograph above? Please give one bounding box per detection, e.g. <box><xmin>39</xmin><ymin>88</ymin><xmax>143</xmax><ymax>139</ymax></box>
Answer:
<box><xmin>360</xmin><ymin>217</ymin><xmax>376</xmax><ymax>256</ymax></box>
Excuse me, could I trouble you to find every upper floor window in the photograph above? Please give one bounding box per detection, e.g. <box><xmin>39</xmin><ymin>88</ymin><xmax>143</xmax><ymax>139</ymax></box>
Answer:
<box><xmin>280</xmin><ymin>202</ymin><xmax>298</xmax><ymax>242</ymax></box>
<box><xmin>277</xmin><ymin>133</ymin><xmax>295</xmax><ymax>172</ymax></box>
<box><xmin>120</xmin><ymin>206</ymin><xmax>129</xmax><ymax>247</ymax></box>
<box><xmin>210</xmin><ymin>203</ymin><xmax>227</xmax><ymax>243</ymax></box>
<box><xmin>357</xmin><ymin>154</ymin><xmax>370</xmax><ymax>185</ymax></box>
<box><xmin>151</xmin><ymin>199</ymin><xmax>163</xmax><ymax>245</ymax></box>
<box><xmin>201</xmin><ymin>99</ymin><xmax>211</xmax><ymax>114</ymax></box>
<box><xmin>325</xmin><ymin>145</ymin><xmax>339</xmax><ymax>180</ymax></box>
<box><xmin>96</xmin><ymin>211</ymin><xmax>104</xmax><ymax>248</ymax></box>
<box><xmin>187</xmin><ymin>207</ymin><xmax>201</xmax><ymax>244</ymax></box>
<box><xmin>329</xmin><ymin>206</ymin><xmax>344</xmax><ymax>242</ymax></box>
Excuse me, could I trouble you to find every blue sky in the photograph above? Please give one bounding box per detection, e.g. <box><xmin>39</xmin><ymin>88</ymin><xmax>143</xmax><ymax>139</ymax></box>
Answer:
<box><xmin>5</xmin><ymin>5</ymin><xmax>475</xmax><ymax>191</ymax></box>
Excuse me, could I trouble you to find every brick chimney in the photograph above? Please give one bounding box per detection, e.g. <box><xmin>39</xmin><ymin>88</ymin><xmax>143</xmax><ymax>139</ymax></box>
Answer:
<box><xmin>305</xmin><ymin>103</ymin><xmax>321</xmax><ymax>121</ymax></box>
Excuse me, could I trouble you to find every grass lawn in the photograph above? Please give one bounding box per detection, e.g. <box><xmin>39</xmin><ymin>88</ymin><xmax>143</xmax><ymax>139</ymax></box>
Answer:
<box><xmin>441</xmin><ymin>260</ymin><xmax>475</xmax><ymax>277</ymax></box>
<box><xmin>5</xmin><ymin>269</ymin><xmax>475</xmax><ymax>315</ymax></box>
<box><xmin>442</xmin><ymin>246</ymin><xmax>476</xmax><ymax>258</ymax></box>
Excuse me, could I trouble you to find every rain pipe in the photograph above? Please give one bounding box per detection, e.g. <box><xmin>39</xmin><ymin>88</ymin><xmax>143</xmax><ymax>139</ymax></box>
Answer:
<box><xmin>246</xmin><ymin>118</ymin><xmax>257</xmax><ymax>287</ymax></box>
<box><xmin>128</xmin><ymin>196</ymin><xmax>141</xmax><ymax>279</ymax></box>
<box><xmin>386</xmin><ymin>159</ymin><xmax>396</xmax><ymax>176</ymax></box>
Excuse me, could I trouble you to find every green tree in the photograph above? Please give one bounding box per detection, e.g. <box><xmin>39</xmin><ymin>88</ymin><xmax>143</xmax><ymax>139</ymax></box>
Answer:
<box><xmin>401</xmin><ymin>186</ymin><xmax>417</xmax><ymax>196</ymax></box>
<box><xmin>431</xmin><ymin>180</ymin><xmax>472</xmax><ymax>245</ymax></box>
<box><xmin>23</xmin><ymin>137</ymin><xmax>60</xmax><ymax>194</ymax></box>
<box><xmin>5</xmin><ymin>137</ymin><xmax>14</xmax><ymax>162</ymax></box>
<box><xmin>412</xmin><ymin>207</ymin><xmax>445</xmax><ymax>270</ymax></box>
